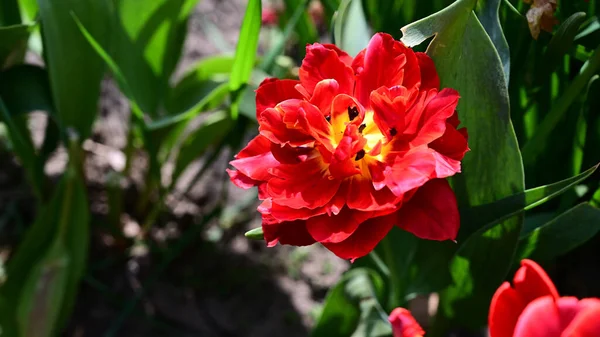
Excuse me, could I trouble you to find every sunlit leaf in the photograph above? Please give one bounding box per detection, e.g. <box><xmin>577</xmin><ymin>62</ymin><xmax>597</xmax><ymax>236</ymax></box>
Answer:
<box><xmin>401</xmin><ymin>0</ymin><xmax>525</xmax><ymax>328</ymax></box>
<box><xmin>516</xmin><ymin>203</ymin><xmax>600</xmax><ymax>261</ymax></box>
<box><xmin>37</xmin><ymin>0</ymin><xmax>112</xmax><ymax>139</ymax></box>
<box><xmin>229</xmin><ymin>0</ymin><xmax>261</xmax><ymax>119</ymax></box>
<box><xmin>333</xmin><ymin>0</ymin><xmax>370</xmax><ymax>56</ymax></box>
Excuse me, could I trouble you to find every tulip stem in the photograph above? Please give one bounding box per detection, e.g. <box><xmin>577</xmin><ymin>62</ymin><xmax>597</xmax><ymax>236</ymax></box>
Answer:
<box><xmin>381</xmin><ymin>235</ymin><xmax>402</xmax><ymax>309</ymax></box>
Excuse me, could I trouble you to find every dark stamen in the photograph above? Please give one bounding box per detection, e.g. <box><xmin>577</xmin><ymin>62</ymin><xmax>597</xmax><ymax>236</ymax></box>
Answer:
<box><xmin>389</xmin><ymin>128</ymin><xmax>397</xmax><ymax>136</ymax></box>
<box><xmin>325</xmin><ymin>115</ymin><xmax>331</xmax><ymax>122</ymax></box>
<box><xmin>347</xmin><ymin>106</ymin><xmax>359</xmax><ymax>121</ymax></box>
<box><xmin>358</xmin><ymin>124</ymin><xmax>366</xmax><ymax>133</ymax></box>
<box><xmin>355</xmin><ymin>149</ymin><xmax>366</xmax><ymax>161</ymax></box>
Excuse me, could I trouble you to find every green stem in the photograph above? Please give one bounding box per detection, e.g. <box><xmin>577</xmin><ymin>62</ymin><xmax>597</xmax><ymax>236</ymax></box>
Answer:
<box><xmin>381</xmin><ymin>235</ymin><xmax>402</xmax><ymax>309</ymax></box>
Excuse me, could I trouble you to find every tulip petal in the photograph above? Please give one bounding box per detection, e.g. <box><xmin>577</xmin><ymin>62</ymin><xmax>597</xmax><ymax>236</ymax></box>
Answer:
<box><xmin>229</xmin><ymin>135</ymin><xmax>277</xmax><ymax>185</ymax></box>
<box><xmin>345</xmin><ymin>175</ymin><xmax>399</xmax><ymax>212</ymax></box>
<box><xmin>409</xmin><ymin>88</ymin><xmax>460</xmax><ymax>147</ymax></box>
<box><xmin>354</xmin><ymin>33</ymin><xmax>421</xmax><ymax>107</ymax></box>
<box><xmin>489</xmin><ymin>259</ymin><xmax>560</xmax><ymax>337</ymax></box>
<box><xmin>563</xmin><ymin>298</ymin><xmax>600</xmax><ymax>336</ymax></box>
<box><xmin>415</xmin><ymin>52</ymin><xmax>440</xmax><ymax>90</ymax></box>
<box><xmin>306</xmin><ymin>208</ymin><xmax>377</xmax><ymax>244</ymax></box>
<box><xmin>396</xmin><ymin>179</ymin><xmax>459</xmax><ymax>241</ymax></box>
<box><xmin>262</xmin><ymin>217</ymin><xmax>316</xmax><ymax>247</ymax></box>
<box><xmin>381</xmin><ymin>147</ymin><xmax>437</xmax><ymax>197</ymax></box>
<box><xmin>310</xmin><ymin>79</ymin><xmax>341</xmax><ymax>115</ymax></box>
<box><xmin>299</xmin><ymin>43</ymin><xmax>354</xmax><ymax>96</ymax></box>
<box><xmin>256</xmin><ymin>78</ymin><xmax>304</xmax><ymax>119</ymax></box>
<box><xmin>389</xmin><ymin>307</ymin><xmax>425</xmax><ymax>337</ymax></box>
<box><xmin>513</xmin><ymin>296</ymin><xmax>581</xmax><ymax>337</ymax></box>
<box><xmin>267</xmin><ymin>156</ymin><xmax>341</xmax><ymax>209</ymax></box>
<box><xmin>321</xmin><ymin>212</ymin><xmax>396</xmax><ymax>261</ymax></box>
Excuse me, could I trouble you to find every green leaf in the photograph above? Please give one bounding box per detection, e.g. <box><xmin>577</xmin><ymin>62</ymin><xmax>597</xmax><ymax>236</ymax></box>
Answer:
<box><xmin>544</xmin><ymin>12</ymin><xmax>587</xmax><ymax>72</ymax></box>
<box><xmin>244</xmin><ymin>227</ymin><xmax>264</xmax><ymax>240</ymax></box>
<box><xmin>312</xmin><ymin>268</ymin><xmax>386</xmax><ymax>337</ymax></box>
<box><xmin>112</xmin><ymin>0</ymin><xmax>199</xmax><ymax>116</ymax></box>
<box><xmin>16</xmin><ymin>240</ymin><xmax>69</xmax><ymax>337</ymax></box>
<box><xmin>475</xmin><ymin>0</ymin><xmax>510</xmax><ymax>83</ymax></box>
<box><xmin>0</xmin><ymin>149</ymin><xmax>90</xmax><ymax>335</ymax></box>
<box><xmin>459</xmin><ymin>164</ymin><xmax>599</xmax><ymax>239</ymax></box>
<box><xmin>401</xmin><ymin>0</ymin><xmax>525</xmax><ymax>329</ymax></box>
<box><xmin>37</xmin><ymin>0</ymin><xmax>112</xmax><ymax>140</ymax></box>
<box><xmin>72</xmin><ymin>14</ymin><xmax>144</xmax><ymax>122</ymax></box>
<box><xmin>172</xmin><ymin>111</ymin><xmax>233</xmax><ymax>182</ymax></box>
<box><xmin>516</xmin><ymin>203</ymin><xmax>600</xmax><ymax>261</ymax></box>
<box><xmin>333</xmin><ymin>0</ymin><xmax>371</xmax><ymax>56</ymax></box>
<box><xmin>0</xmin><ymin>23</ymin><xmax>33</xmax><ymax>67</ymax></box>
<box><xmin>229</xmin><ymin>0</ymin><xmax>261</xmax><ymax>119</ymax></box>
<box><xmin>521</xmin><ymin>44</ymin><xmax>600</xmax><ymax>167</ymax></box>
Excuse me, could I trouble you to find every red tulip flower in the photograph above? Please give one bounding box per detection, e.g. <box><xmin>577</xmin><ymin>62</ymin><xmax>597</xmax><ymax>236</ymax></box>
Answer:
<box><xmin>228</xmin><ymin>33</ymin><xmax>469</xmax><ymax>260</ymax></box>
<box><xmin>389</xmin><ymin>308</ymin><xmax>425</xmax><ymax>337</ymax></box>
<box><xmin>489</xmin><ymin>259</ymin><xmax>600</xmax><ymax>337</ymax></box>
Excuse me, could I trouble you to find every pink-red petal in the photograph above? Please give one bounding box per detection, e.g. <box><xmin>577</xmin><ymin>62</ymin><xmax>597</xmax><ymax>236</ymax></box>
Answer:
<box><xmin>489</xmin><ymin>259</ymin><xmax>560</xmax><ymax>337</ymax></box>
<box><xmin>262</xmin><ymin>217</ymin><xmax>316</xmax><ymax>247</ymax></box>
<box><xmin>389</xmin><ymin>307</ymin><xmax>425</xmax><ymax>337</ymax></box>
<box><xmin>415</xmin><ymin>52</ymin><xmax>440</xmax><ymax>90</ymax></box>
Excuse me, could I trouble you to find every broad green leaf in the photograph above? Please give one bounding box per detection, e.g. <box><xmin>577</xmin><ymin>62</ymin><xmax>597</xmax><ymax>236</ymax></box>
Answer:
<box><xmin>312</xmin><ymin>269</ymin><xmax>385</xmax><ymax>337</ymax></box>
<box><xmin>112</xmin><ymin>0</ymin><xmax>199</xmax><ymax>116</ymax></box>
<box><xmin>16</xmin><ymin>240</ymin><xmax>69</xmax><ymax>337</ymax></box>
<box><xmin>229</xmin><ymin>0</ymin><xmax>261</xmax><ymax>119</ymax></box>
<box><xmin>0</xmin><ymin>149</ymin><xmax>90</xmax><ymax>335</ymax></box>
<box><xmin>401</xmin><ymin>0</ymin><xmax>525</xmax><ymax>329</ymax></box>
<box><xmin>516</xmin><ymin>203</ymin><xmax>600</xmax><ymax>261</ymax></box>
<box><xmin>405</xmin><ymin>240</ymin><xmax>456</xmax><ymax>297</ymax></box>
<box><xmin>0</xmin><ymin>0</ymin><xmax>21</xmax><ymax>25</ymax></box>
<box><xmin>72</xmin><ymin>14</ymin><xmax>144</xmax><ymax>122</ymax></box>
<box><xmin>459</xmin><ymin>164</ymin><xmax>599</xmax><ymax>239</ymax></box>
<box><xmin>38</xmin><ymin>0</ymin><xmax>112</xmax><ymax>140</ymax></box>
<box><xmin>333</xmin><ymin>0</ymin><xmax>371</xmax><ymax>56</ymax></box>
<box><xmin>0</xmin><ymin>23</ymin><xmax>32</xmax><ymax>67</ymax></box>
<box><xmin>476</xmin><ymin>0</ymin><xmax>510</xmax><ymax>83</ymax></box>
<box><xmin>172</xmin><ymin>111</ymin><xmax>233</xmax><ymax>182</ymax></box>
<box><xmin>521</xmin><ymin>44</ymin><xmax>600</xmax><ymax>167</ymax></box>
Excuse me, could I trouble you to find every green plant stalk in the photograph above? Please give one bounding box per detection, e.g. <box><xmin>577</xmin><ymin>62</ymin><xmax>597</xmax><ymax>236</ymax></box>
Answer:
<box><xmin>522</xmin><ymin>44</ymin><xmax>600</xmax><ymax>166</ymax></box>
<box><xmin>381</xmin><ymin>235</ymin><xmax>402</xmax><ymax>309</ymax></box>
<box><xmin>0</xmin><ymin>98</ymin><xmax>43</xmax><ymax>200</ymax></box>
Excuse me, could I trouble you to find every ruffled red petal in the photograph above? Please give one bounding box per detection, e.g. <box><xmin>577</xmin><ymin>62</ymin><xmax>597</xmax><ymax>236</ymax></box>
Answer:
<box><xmin>396</xmin><ymin>178</ymin><xmax>459</xmax><ymax>241</ymax></box>
<box><xmin>267</xmin><ymin>156</ymin><xmax>341</xmax><ymax>209</ymax></box>
<box><xmin>408</xmin><ymin>88</ymin><xmax>460</xmax><ymax>147</ymax></box>
<box><xmin>321</xmin><ymin>212</ymin><xmax>396</xmax><ymax>261</ymax></box>
<box><xmin>255</xmin><ymin>78</ymin><xmax>304</xmax><ymax>119</ymax></box>
<box><xmin>262</xmin><ymin>217</ymin><xmax>316</xmax><ymax>247</ymax></box>
<box><xmin>228</xmin><ymin>135</ymin><xmax>277</xmax><ymax>184</ymax></box>
<box><xmin>299</xmin><ymin>43</ymin><xmax>354</xmax><ymax>96</ymax></box>
<box><xmin>354</xmin><ymin>33</ymin><xmax>421</xmax><ymax>107</ymax></box>
<box><xmin>306</xmin><ymin>208</ymin><xmax>378</xmax><ymax>244</ymax></box>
